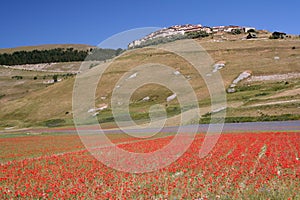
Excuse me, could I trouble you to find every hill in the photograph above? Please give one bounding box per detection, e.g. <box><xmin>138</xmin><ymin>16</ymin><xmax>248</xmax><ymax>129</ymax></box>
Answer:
<box><xmin>0</xmin><ymin>45</ymin><xmax>124</xmax><ymax>66</ymax></box>
<box><xmin>0</xmin><ymin>44</ymin><xmax>94</xmax><ymax>54</ymax></box>
<box><xmin>0</xmin><ymin>36</ymin><xmax>299</xmax><ymax>129</ymax></box>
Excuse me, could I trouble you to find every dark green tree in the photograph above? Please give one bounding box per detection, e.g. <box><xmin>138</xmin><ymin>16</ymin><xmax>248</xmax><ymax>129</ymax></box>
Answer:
<box><xmin>232</xmin><ymin>29</ymin><xmax>242</xmax><ymax>35</ymax></box>
<box><xmin>53</xmin><ymin>75</ymin><xmax>58</xmax><ymax>83</ymax></box>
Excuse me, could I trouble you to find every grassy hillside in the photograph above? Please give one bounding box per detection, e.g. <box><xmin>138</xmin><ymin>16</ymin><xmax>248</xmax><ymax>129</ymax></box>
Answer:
<box><xmin>0</xmin><ymin>44</ymin><xmax>94</xmax><ymax>54</ymax></box>
<box><xmin>0</xmin><ymin>38</ymin><xmax>299</xmax><ymax>129</ymax></box>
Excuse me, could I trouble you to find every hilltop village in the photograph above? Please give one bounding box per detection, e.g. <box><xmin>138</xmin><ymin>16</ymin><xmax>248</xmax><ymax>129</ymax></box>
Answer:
<box><xmin>128</xmin><ymin>24</ymin><xmax>257</xmax><ymax>48</ymax></box>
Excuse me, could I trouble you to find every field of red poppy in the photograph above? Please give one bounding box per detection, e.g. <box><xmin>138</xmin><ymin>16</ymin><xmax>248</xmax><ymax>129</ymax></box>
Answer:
<box><xmin>0</xmin><ymin>131</ymin><xmax>299</xmax><ymax>199</ymax></box>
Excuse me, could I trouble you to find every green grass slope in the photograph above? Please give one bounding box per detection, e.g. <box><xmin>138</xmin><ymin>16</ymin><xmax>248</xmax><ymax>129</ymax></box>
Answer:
<box><xmin>0</xmin><ymin>38</ymin><xmax>299</xmax><ymax>128</ymax></box>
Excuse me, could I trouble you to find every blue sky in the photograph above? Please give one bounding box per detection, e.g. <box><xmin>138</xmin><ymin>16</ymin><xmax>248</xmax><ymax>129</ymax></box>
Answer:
<box><xmin>1</xmin><ymin>0</ymin><xmax>299</xmax><ymax>49</ymax></box>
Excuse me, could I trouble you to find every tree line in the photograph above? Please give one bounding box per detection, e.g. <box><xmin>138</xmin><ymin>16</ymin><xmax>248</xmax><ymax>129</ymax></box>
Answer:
<box><xmin>0</xmin><ymin>47</ymin><xmax>124</xmax><ymax>66</ymax></box>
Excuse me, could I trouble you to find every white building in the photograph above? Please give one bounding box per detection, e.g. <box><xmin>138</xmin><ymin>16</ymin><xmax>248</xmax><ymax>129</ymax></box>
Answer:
<box><xmin>128</xmin><ymin>24</ymin><xmax>256</xmax><ymax>48</ymax></box>
<box><xmin>244</xmin><ymin>27</ymin><xmax>256</xmax><ymax>33</ymax></box>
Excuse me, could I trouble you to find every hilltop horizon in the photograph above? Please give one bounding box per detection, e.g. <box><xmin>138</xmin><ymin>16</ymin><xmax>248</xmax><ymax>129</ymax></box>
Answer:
<box><xmin>0</xmin><ymin>23</ymin><xmax>298</xmax><ymax>50</ymax></box>
<box><xmin>1</xmin><ymin>0</ymin><xmax>300</xmax><ymax>48</ymax></box>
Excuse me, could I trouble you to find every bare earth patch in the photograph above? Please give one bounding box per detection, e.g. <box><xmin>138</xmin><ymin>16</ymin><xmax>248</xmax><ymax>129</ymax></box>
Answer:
<box><xmin>264</xmin><ymin>88</ymin><xmax>300</xmax><ymax>99</ymax></box>
<box><xmin>245</xmin><ymin>99</ymin><xmax>300</xmax><ymax>108</ymax></box>
<box><xmin>248</xmin><ymin>73</ymin><xmax>300</xmax><ymax>82</ymax></box>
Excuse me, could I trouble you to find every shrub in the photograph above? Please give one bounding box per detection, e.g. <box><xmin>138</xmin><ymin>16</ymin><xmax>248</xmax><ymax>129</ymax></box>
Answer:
<box><xmin>11</xmin><ymin>76</ymin><xmax>23</xmax><ymax>80</ymax></box>
<box><xmin>231</xmin><ymin>29</ymin><xmax>242</xmax><ymax>35</ymax></box>
<box><xmin>270</xmin><ymin>32</ymin><xmax>287</xmax><ymax>39</ymax></box>
<box><xmin>186</xmin><ymin>31</ymin><xmax>210</xmax><ymax>39</ymax></box>
<box><xmin>53</xmin><ymin>75</ymin><xmax>58</xmax><ymax>83</ymax></box>
<box><xmin>43</xmin><ymin>119</ymin><xmax>66</xmax><ymax>127</ymax></box>
<box><xmin>247</xmin><ymin>29</ymin><xmax>256</xmax><ymax>33</ymax></box>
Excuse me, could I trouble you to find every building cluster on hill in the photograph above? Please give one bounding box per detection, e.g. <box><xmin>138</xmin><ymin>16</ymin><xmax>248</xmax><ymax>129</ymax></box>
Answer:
<box><xmin>128</xmin><ymin>24</ymin><xmax>256</xmax><ymax>48</ymax></box>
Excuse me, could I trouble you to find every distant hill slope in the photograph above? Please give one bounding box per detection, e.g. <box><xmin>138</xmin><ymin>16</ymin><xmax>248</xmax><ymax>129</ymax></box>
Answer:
<box><xmin>0</xmin><ymin>38</ymin><xmax>299</xmax><ymax>129</ymax></box>
<box><xmin>0</xmin><ymin>44</ymin><xmax>95</xmax><ymax>54</ymax></box>
<box><xmin>0</xmin><ymin>44</ymin><xmax>124</xmax><ymax>66</ymax></box>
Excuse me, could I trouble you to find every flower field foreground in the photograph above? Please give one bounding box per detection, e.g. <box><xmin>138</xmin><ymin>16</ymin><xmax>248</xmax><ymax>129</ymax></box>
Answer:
<box><xmin>0</xmin><ymin>132</ymin><xmax>299</xmax><ymax>199</ymax></box>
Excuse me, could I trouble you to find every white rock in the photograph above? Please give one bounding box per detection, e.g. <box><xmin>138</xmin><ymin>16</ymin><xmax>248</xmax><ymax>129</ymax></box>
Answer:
<box><xmin>88</xmin><ymin>108</ymin><xmax>95</xmax><ymax>113</ymax></box>
<box><xmin>4</xmin><ymin>127</ymin><xmax>15</xmax><ymax>130</ymax></box>
<box><xmin>88</xmin><ymin>105</ymin><xmax>108</xmax><ymax>113</ymax></box>
<box><xmin>127</xmin><ymin>72</ymin><xmax>137</xmax><ymax>79</ymax></box>
<box><xmin>95</xmin><ymin>105</ymin><xmax>108</xmax><ymax>111</ymax></box>
<box><xmin>186</xmin><ymin>75</ymin><xmax>192</xmax><ymax>80</ymax></box>
<box><xmin>212</xmin><ymin>107</ymin><xmax>226</xmax><ymax>113</ymax></box>
<box><xmin>232</xmin><ymin>71</ymin><xmax>251</xmax><ymax>84</ymax></box>
<box><xmin>173</xmin><ymin>71</ymin><xmax>181</xmax><ymax>75</ymax></box>
<box><xmin>92</xmin><ymin>112</ymin><xmax>99</xmax><ymax>117</ymax></box>
<box><xmin>227</xmin><ymin>88</ymin><xmax>236</xmax><ymax>93</ymax></box>
<box><xmin>167</xmin><ymin>93</ymin><xmax>177</xmax><ymax>102</ymax></box>
<box><xmin>142</xmin><ymin>96</ymin><xmax>150</xmax><ymax>101</ymax></box>
<box><xmin>213</xmin><ymin>63</ymin><xmax>225</xmax><ymax>73</ymax></box>
<box><xmin>274</xmin><ymin>56</ymin><xmax>280</xmax><ymax>60</ymax></box>
<box><xmin>43</xmin><ymin>80</ymin><xmax>54</xmax><ymax>84</ymax></box>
